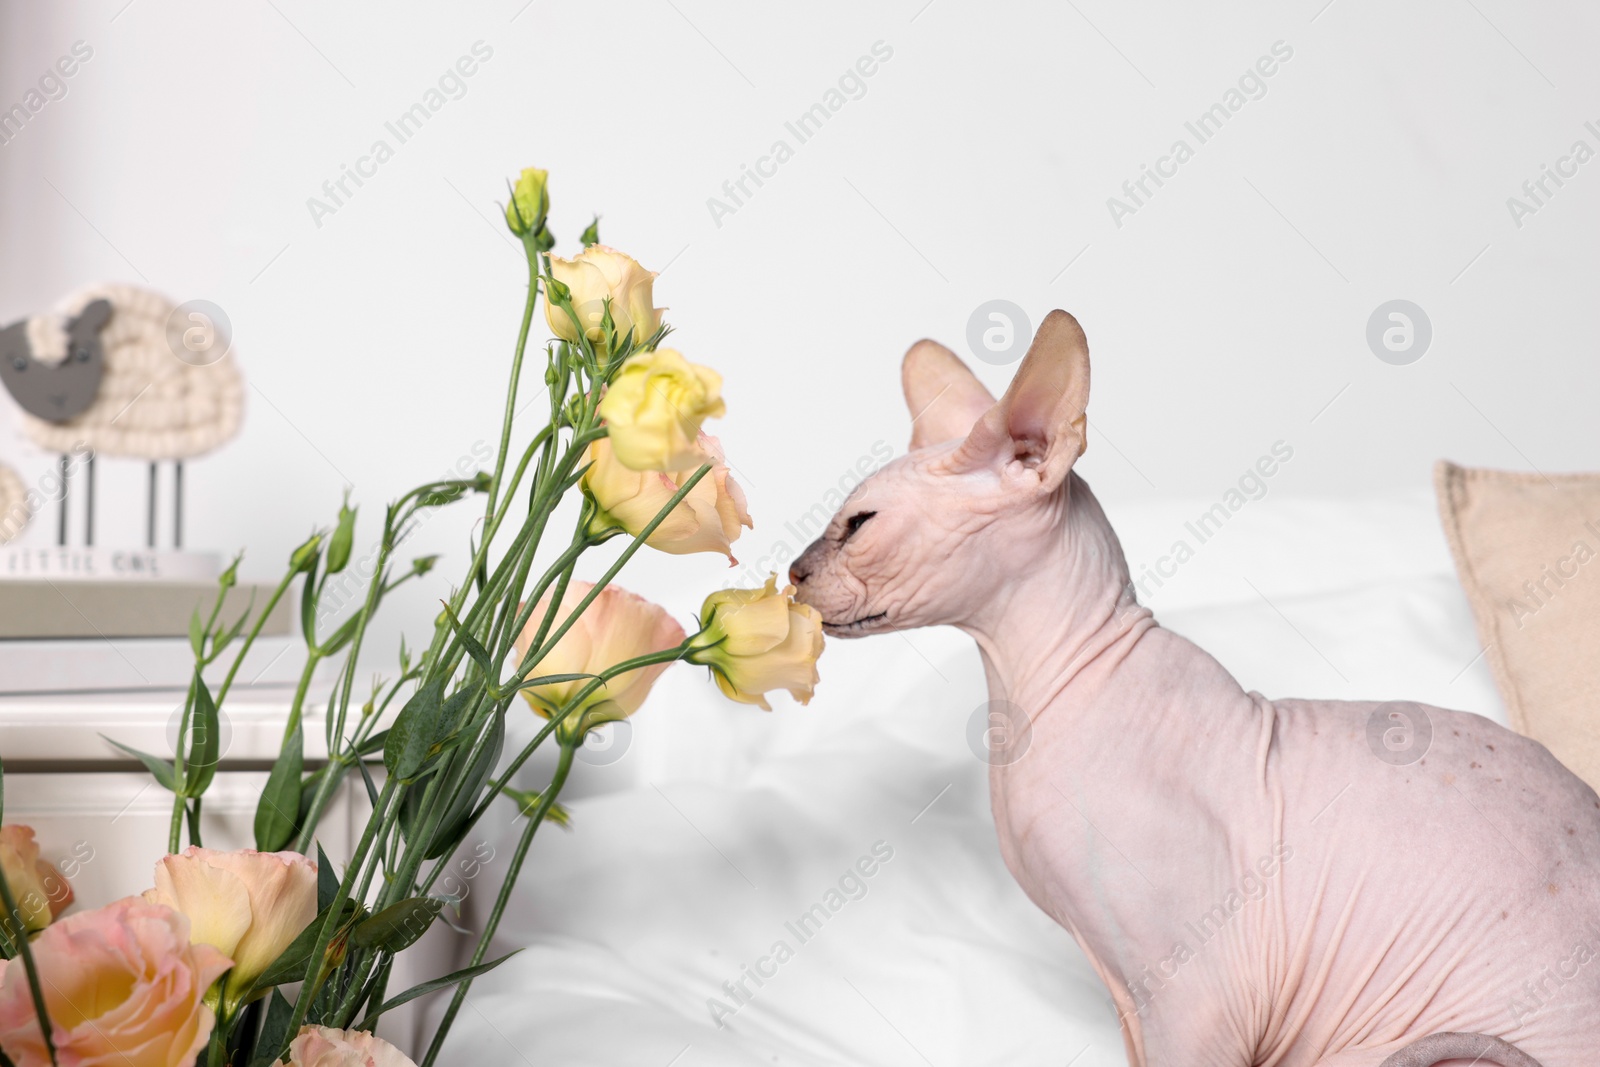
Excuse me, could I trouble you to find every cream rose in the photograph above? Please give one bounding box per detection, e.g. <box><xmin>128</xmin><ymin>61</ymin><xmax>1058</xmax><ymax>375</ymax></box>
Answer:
<box><xmin>0</xmin><ymin>826</ymin><xmax>73</xmax><ymax>933</ymax></box>
<box><xmin>596</xmin><ymin>348</ymin><xmax>725</xmax><ymax>471</ymax></box>
<box><xmin>288</xmin><ymin>1025</ymin><xmax>417</xmax><ymax>1067</ymax></box>
<box><xmin>687</xmin><ymin>576</ymin><xmax>825</xmax><ymax>710</ymax></box>
<box><xmin>143</xmin><ymin>847</ymin><xmax>317</xmax><ymax>998</ymax></box>
<box><xmin>515</xmin><ymin>580</ymin><xmax>686</xmax><ymax>741</ymax></box>
<box><xmin>583</xmin><ymin>433</ymin><xmax>751</xmax><ymax>561</ymax></box>
<box><xmin>0</xmin><ymin>898</ymin><xmax>230</xmax><ymax>1067</ymax></box>
<box><xmin>545</xmin><ymin>245</ymin><xmax>662</xmax><ymax>350</ymax></box>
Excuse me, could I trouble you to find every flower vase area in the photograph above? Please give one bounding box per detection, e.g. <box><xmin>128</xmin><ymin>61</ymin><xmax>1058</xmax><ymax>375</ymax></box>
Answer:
<box><xmin>0</xmin><ymin>169</ymin><xmax>825</xmax><ymax>1067</ymax></box>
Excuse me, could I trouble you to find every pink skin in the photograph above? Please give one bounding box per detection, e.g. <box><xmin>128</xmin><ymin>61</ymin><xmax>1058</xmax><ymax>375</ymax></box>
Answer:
<box><xmin>790</xmin><ymin>312</ymin><xmax>1600</xmax><ymax>1067</ymax></box>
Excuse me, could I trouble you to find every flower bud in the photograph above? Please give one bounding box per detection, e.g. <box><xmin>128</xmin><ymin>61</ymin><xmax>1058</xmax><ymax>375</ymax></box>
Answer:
<box><xmin>289</xmin><ymin>532</ymin><xmax>323</xmax><ymax>574</ymax></box>
<box><xmin>504</xmin><ymin>167</ymin><xmax>550</xmax><ymax>238</ymax></box>
<box><xmin>0</xmin><ymin>825</ymin><xmax>74</xmax><ymax>934</ymax></box>
<box><xmin>325</xmin><ymin>496</ymin><xmax>356</xmax><ymax>576</ymax></box>
<box><xmin>411</xmin><ymin>554</ymin><xmax>440</xmax><ymax>577</ymax></box>
<box><xmin>580</xmin><ymin>216</ymin><xmax>601</xmax><ymax>247</ymax></box>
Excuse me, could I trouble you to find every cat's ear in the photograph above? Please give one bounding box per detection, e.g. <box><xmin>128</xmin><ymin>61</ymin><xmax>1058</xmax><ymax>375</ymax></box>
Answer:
<box><xmin>950</xmin><ymin>310</ymin><xmax>1089</xmax><ymax>493</ymax></box>
<box><xmin>901</xmin><ymin>340</ymin><xmax>995</xmax><ymax>450</ymax></box>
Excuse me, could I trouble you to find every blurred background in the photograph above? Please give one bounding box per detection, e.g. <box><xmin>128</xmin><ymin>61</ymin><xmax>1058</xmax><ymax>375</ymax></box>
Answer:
<box><xmin>1</xmin><ymin>0</ymin><xmax>1596</xmax><ymax>756</ymax></box>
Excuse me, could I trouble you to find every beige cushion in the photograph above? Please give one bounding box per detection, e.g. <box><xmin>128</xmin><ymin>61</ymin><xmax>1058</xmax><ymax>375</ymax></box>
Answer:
<box><xmin>1435</xmin><ymin>461</ymin><xmax>1600</xmax><ymax>788</ymax></box>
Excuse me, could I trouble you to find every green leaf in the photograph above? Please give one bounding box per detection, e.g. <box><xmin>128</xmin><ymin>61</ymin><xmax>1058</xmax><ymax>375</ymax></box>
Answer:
<box><xmin>319</xmin><ymin>615</ymin><xmax>360</xmax><ymax>658</ymax></box>
<box><xmin>185</xmin><ymin>675</ymin><xmax>222</xmax><ymax>796</ymax></box>
<box><xmin>352</xmin><ymin>952</ymin><xmax>519</xmax><ymax>1033</ymax></box>
<box><xmin>316</xmin><ymin>843</ymin><xmax>338</xmax><ymax>912</ymax></box>
<box><xmin>358</xmin><ymin>729</ymin><xmax>389</xmax><ymax>756</ymax></box>
<box><xmin>246</xmin><ymin>988</ymin><xmax>294</xmax><ymax>1067</ymax></box>
<box><xmin>355</xmin><ymin>757</ymin><xmax>380</xmax><ymax>808</ymax></box>
<box><xmin>254</xmin><ymin>725</ymin><xmax>303</xmax><ymax>851</ymax></box>
<box><xmin>384</xmin><ymin>678</ymin><xmax>444</xmax><ymax>780</ymax></box>
<box><xmin>425</xmin><ymin>712</ymin><xmax>504</xmax><ymax>859</ymax></box>
<box><xmin>102</xmin><ymin>736</ymin><xmax>177</xmax><ymax>793</ymax></box>
<box><xmin>214</xmin><ymin>594</ymin><xmax>254</xmax><ymax>661</ymax></box>
<box><xmin>438</xmin><ymin>600</ymin><xmax>494</xmax><ymax>680</ymax></box>
<box><xmin>384</xmin><ymin>680</ymin><xmax>481</xmax><ymax>781</ymax></box>
<box><xmin>352</xmin><ymin>897</ymin><xmax>443</xmax><ymax>953</ymax></box>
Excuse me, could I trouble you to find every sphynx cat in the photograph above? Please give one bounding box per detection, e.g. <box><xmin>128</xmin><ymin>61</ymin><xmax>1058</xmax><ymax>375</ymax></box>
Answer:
<box><xmin>789</xmin><ymin>311</ymin><xmax>1600</xmax><ymax>1066</ymax></box>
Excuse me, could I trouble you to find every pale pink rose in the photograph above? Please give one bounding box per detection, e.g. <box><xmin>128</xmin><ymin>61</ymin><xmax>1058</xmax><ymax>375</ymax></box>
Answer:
<box><xmin>515</xmin><ymin>580</ymin><xmax>686</xmax><ymax>741</ymax></box>
<box><xmin>0</xmin><ymin>826</ymin><xmax>73</xmax><ymax>933</ymax></box>
<box><xmin>144</xmin><ymin>847</ymin><xmax>317</xmax><ymax>995</ymax></box>
<box><xmin>288</xmin><ymin>1026</ymin><xmax>417</xmax><ymax>1067</ymax></box>
<box><xmin>583</xmin><ymin>433</ymin><xmax>752</xmax><ymax>562</ymax></box>
<box><xmin>0</xmin><ymin>897</ymin><xmax>230</xmax><ymax>1067</ymax></box>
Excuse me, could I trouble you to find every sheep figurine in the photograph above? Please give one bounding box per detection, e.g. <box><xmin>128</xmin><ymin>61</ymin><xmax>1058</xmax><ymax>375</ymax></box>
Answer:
<box><xmin>0</xmin><ymin>462</ymin><xmax>27</xmax><ymax>545</ymax></box>
<box><xmin>0</xmin><ymin>284</ymin><xmax>244</xmax><ymax>547</ymax></box>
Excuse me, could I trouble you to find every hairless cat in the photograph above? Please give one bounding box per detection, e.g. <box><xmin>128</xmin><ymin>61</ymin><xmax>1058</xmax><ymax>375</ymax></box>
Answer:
<box><xmin>790</xmin><ymin>310</ymin><xmax>1599</xmax><ymax>1066</ymax></box>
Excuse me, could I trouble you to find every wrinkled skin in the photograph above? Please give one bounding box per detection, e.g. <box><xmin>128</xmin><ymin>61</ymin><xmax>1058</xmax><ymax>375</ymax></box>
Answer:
<box><xmin>791</xmin><ymin>312</ymin><xmax>1600</xmax><ymax>1067</ymax></box>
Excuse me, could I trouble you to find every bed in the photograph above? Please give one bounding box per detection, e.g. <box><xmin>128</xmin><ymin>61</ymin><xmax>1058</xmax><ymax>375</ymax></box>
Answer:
<box><xmin>429</xmin><ymin>489</ymin><xmax>1509</xmax><ymax>1066</ymax></box>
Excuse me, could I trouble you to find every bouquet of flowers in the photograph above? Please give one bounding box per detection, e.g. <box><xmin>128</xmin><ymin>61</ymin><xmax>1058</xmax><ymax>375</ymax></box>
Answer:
<box><xmin>0</xmin><ymin>166</ymin><xmax>825</xmax><ymax>1067</ymax></box>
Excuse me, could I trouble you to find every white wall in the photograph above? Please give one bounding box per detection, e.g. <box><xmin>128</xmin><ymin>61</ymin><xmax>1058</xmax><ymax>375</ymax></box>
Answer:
<box><xmin>2</xmin><ymin>0</ymin><xmax>1597</xmax><ymax>671</ymax></box>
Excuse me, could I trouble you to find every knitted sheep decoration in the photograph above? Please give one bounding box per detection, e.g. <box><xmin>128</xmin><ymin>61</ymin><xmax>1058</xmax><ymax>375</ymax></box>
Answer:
<box><xmin>0</xmin><ymin>462</ymin><xmax>27</xmax><ymax>545</ymax></box>
<box><xmin>0</xmin><ymin>284</ymin><xmax>244</xmax><ymax>547</ymax></box>
<box><xmin>0</xmin><ymin>284</ymin><xmax>243</xmax><ymax>460</ymax></box>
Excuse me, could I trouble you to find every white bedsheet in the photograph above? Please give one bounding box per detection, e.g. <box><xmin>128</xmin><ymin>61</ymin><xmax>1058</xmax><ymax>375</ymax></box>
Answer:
<box><xmin>430</xmin><ymin>492</ymin><xmax>1510</xmax><ymax>1066</ymax></box>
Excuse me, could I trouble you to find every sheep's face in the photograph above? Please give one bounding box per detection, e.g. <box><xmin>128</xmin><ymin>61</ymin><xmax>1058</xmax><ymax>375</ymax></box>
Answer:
<box><xmin>0</xmin><ymin>299</ymin><xmax>111</xmax><ymax>424</ymax></box>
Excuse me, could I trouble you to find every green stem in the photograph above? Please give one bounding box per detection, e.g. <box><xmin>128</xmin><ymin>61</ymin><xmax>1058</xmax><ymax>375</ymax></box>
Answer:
<box><xmin>281</xmin><ymin>779</ymin><xmax>397</xmax><ymax>1049</ymax></box>
<box><xmin>187</xmin><ymin>798</ymin><xmax>203</xmax><ymax>848</ymax></box>
<box><xmin>215</xmin><ymin>571</ymin><xmax>295</xmax><ymax>705</ymax></box>
<box><xmin>167</xmin><ymin>683</ymin><xmax>197</xmax><ymax>853</ymax></box>
<box><xmin>283</xmin><ymin>651</ymin><xmax>323</xmax><ymax>745</ymax></box>
<box><xmin>484</xmin><ymin>252</ymin><xmax>542</xmax><ymax>527</ymax></box>
<box><xmin>0</xmin><ymin>867</ymin><xmax>57</xmax><ymax>1066</ymax></box>
<box><xmin>420</xmin><ymin>738</ymin><xmax>577</xmax><ymax>1067</ymax></box>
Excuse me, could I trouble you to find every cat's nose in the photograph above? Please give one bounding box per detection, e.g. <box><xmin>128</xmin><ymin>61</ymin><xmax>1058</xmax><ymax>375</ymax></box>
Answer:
<box><xmin>789</xmin><ymin>563</ymin><xmax>810</xmax><ymax>585</ymax></box>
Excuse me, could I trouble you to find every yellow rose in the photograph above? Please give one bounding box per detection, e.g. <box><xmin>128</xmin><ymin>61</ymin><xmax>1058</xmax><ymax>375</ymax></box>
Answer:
<box><xmin>583</xmin><ymin>433</ymin><xmax>751</xmax><ymax>561</ymax></box>
<box><xmin>143</xmin><ymin>847</ymin><xmax>317</xmax><ymax>999</ymax></box>
<box><xmin>0</xmin><ymin>898</ymin><xmax>230</xmax><ymax>1067</ymax></box>
<box><xmin>597</xmin><ymin>348</ymin><xmax>725</xmax><ymax>471</ymax></box>
<box><xmin>545</xmin><ymin>245</ymin><xmax>663</xmax><ymax>350</ymax></box>
<box><xmin>504</xmin><ymin>166</ymin><xmax>549</xmax><ymax>237</ymax></box>
<box><xmin>289</xmin><ymin>1026</ymin><xmax>417</xmax><ymax>1067</ymax></box>
<box><xmin>515</xmin><ymin>580</ymin><xmax>687</xmax><ymax>741</ymax></box>
<box><xmin>0</xmin><ymin>826</ymin><xmax>73</xmax><ymax>934</ymax></box>
<box><xmin>688</xmin><ymin>576</ymin><xmax>825</xmax><ymax>710</ymax></box>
